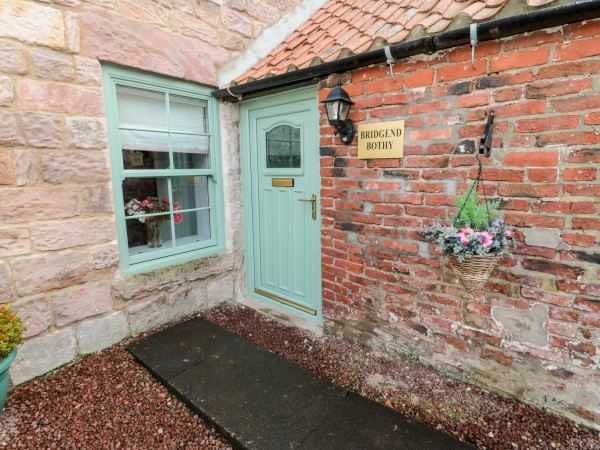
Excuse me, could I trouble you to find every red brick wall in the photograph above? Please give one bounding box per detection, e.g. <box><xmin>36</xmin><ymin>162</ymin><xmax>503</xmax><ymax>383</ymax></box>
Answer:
<box><xmin>318</xmin><ymin>19</ymin><xmax>600</xmax><ymax>428</ymax></box>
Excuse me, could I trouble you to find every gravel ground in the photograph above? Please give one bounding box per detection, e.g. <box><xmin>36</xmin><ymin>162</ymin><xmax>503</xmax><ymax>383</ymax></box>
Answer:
<box><xmin>0</xmin><ymin>302</ymin><xmax>599</xmax><ymax>449</ymax></box>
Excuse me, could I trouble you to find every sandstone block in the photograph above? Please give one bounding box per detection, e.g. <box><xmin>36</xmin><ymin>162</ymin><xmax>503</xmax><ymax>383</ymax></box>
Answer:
<box><xmin>10</xmin><ymin>329</ymin><xmax>76</xmax><ymax>385</ymax></box>
<box><xmin>0</xmin><ymin>226</ymin><xmax>31</xmax><ymax>257</ymax></box>
<box><xmin>65</xmin><ymin>11</ymin><xmax>80</xmax><ymax>53</ymax></box>
<box><xmin>52</xmin><ymin>280</ymin><xmax>112</xmax><ymax>327</ymax></box>
<box><xmin>14</xmin><ymin>150</ymin><xmax>37</xmax><ymax>186</ymax></box>
<box><xmin>0</xmin><ymin>1</ymin><xmax>66</xmax><ymax>49</ymax></box>
<box><xmin>42</xmin><ymin>151</ymin><xmax>110</xmax><ymax>184</ymax></box>
<box><xmin>0</xmin><ymin>111</ymin><xmax>25</xmax><ymax>147</ymax></box>
<box><xmin>0</xmin><ymin>75</ymin><xmax>14</xmax><ymax>106</ymax></box>
<box><xmin>195</xmin><ymin>1</ymin><xmax>220</xmax><ymax>27</ymax></box>
<box><xmin>169</xmin><ymin>283</ymin><xmax>206</xmax><ymax>320</ymax></box>
<box><xmin>1</xmin><ymin>187</ymin><xmax>79</xmax><ymax>223</ymax></box>
<box><xmin>31</xmin><ymin>217</ymin><xmax>116</xmax><ymax>251</ymax></box>
<box><xmin>493</xmin><ymin>303</ymin><xmax>549</xmax><ymax>347</ymax></box>
<box><xmin>116</xmin><ymin>0</ymin><xmax>170</xmax><ymax>27</ymax></box>
<box><xmin>20</xmin><ymin>112</ymin><xmax>62</xmax><ymax>148</ymax></box>
<box><xmin>246</xmin><ymin>0</ymin><xmax>279</xmax><ymax>24</ymax></box>
<box><xmin>0</xmin><ymin>151</ymin><xmax>12</xmax><ymax>185</ymax></box>
<box><xmin>113</xmin><ymin>253</ymin><xmax>235</xmax><ymax>300</ymax></box>
<box><xmin>15</xmin><ymin>298</ymin><xmax>51</xmax><ymax>338</ymax></box>
<box><xmin>227</xmin><ymin>0</ymin><xmax>246</xmax><ymax>11</ymax></box>
<box><xmin>175</xmin><ymin>11</ymin><xmax>216</xmax><ymax>43</ymax></box>
<box><xmin>18</xmin><ymin>80</ymin><xmax>104</xmax><ymax>115</ymax></box>
<box><xmin>220</xmin><ymin>30</ymin><xmax>248</xmax><ymax>51</ymax></box>
<box><xmin>207</xmin><ymin>274</ymin><xmax>233</xmax><ymax>307</ymax></box>
<box><xmin>222</xmin><ymin>7</ymin><xmax>253</xmax><ymax>38</ymax></box>
<box><xmin>74</xmin><ymin>57</ymin><xmax>102</xmax><ymax>85</ymax></box>
<box><xmin>524</xmin><ymin>228</ymin><xmax>570</xmax><ymax>250</ymax></box>
<box><xmin>66</xmin><ymin>117</ymin><xmax>107</xmax><ymax>149</ymax></box>
<box><xmin>77</xmin><ymin>311</ymin><xmax>129</xmax><ymax>354</ymax></box>
<box><xmin>129</xmin><ymin>295</ymin><xmax>168</xmax><ymax>335</ymax></box>
<box><xmin>171</xmin><ymin>0</ymin><xmax>195</xmax><ymax>15</ymax></box>
<box><xmin>11</xmin><ymin>250</ymin><xmax>88</xmax><ymax>296</ymax></box>
<box><xmin>31</xmin><ymin>48</ymin><xmax>75</xmax><ymax>81</ymax></box>
<box><xmin>89</xmin><ymin>243</ymin><xmax>119</xmax><ymax>270</ymax></box>
<box><xmin>0</xmin><ymin>262</ymin><xmax>13</xmax><ymax>300</ymax></box>
<box><xmin>82</xmin><ymin>185</ymin><xmax>114</xmax><ymax>214</ymax></box>
<box><xmin>0</xmin><ymin>39</ymin><xmax>28</xmax><ymax>75</ymax></box>
<box><xmin>82</xmin><ymin>5</ymin><xmax>220</xmax><ymax>86</ymax></box>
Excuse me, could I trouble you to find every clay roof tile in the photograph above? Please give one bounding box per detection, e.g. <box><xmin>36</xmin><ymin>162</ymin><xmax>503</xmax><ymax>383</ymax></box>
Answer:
<box><xmin>233</xmin><ymin>0</ymin><xmax>548</xmax><ymax>85</ymax></box>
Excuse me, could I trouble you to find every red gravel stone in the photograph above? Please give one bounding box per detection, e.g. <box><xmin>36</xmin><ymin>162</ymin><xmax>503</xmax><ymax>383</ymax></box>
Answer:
<box><xmin>1</xmin><ymin>302</ymin><xmax>599</xmax><ymax>449</ymax></box>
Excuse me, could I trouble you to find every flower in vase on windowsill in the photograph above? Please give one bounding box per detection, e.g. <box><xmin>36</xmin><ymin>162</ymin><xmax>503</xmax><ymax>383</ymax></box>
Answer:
<box><xmin>125</xmin><ymin>196</ymin><xmax>183</xmax><ymax>248</ymax></box>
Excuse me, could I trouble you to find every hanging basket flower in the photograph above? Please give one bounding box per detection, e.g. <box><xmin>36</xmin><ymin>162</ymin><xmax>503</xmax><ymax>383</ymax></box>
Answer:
<box><xmin>424</xmin><ymin>181</ymin><xmax>516</xmax><ymax>296</ymax></box>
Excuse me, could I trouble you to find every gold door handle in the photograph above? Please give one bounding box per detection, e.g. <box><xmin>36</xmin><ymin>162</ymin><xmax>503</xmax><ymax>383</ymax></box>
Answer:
<box><xmin>298</xmin><ymin>194</ymin><xmax>317</xmax><ymax>220</ymax></box>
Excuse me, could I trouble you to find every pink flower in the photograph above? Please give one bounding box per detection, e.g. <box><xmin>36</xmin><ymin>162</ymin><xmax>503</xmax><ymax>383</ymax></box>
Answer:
<box><xmin>162</xmin><ymin>197</ymin><xmax>169</xmax><ymax>204</ymax></box>
<box><xmin>478</xmin><ymin>231</ymin><xmax>494</xmax><ymax>248</ymax></box>
<box><xmin>174</xmin><ymin>213</ymin><xmax>183</xmax><ymax>224</ymax></box>
<box><xmin>457</xmin><ymin>227</ymin><xmax>475</xmax><ymax>245</ymax></box>
<box><xmin>505</xmin><ymin>230</ymin><xmax>514</xmax><ymax>237</ymax></box>
<box><xmin>174</xmin><ymin>202</ymin><xmax>182</xmax><ymax>211</ymax></box>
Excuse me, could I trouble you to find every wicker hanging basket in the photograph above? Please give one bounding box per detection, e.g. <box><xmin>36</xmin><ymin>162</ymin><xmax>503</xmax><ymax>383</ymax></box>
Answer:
<box><xmin>447</xmin><ymin>253</ymin><xmax>502</xmax><ymax>296</ymax></box>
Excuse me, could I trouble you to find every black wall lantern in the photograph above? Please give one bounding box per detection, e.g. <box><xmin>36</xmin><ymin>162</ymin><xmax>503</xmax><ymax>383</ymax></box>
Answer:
<box><xmin>322</xmin><ymin>78</ymin><xmax>355</xmax><ymax>144</ymax></box>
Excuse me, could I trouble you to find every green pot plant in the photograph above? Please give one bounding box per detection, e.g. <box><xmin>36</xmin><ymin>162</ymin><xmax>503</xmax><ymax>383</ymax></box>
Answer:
<box><xmin>0</xmin><ymin>303</ymin><xmax>26</xmax><ymax>420</ymax></box>
<box><xmin>424</xmin><ymin>181</ymin><xmax>516</xmax><ymax>296</ymax></box>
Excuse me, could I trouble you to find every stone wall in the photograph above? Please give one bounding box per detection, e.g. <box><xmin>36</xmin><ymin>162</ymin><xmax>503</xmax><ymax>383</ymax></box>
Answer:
<box><xmin>318</xmin><ymin>19</ymin><xmax>600</xmax><ymax>428</ymax></box>
<box><xmin>0</xmin><ymin>0</ymin><xmax>300</xmax><ymax>385</ymax></box>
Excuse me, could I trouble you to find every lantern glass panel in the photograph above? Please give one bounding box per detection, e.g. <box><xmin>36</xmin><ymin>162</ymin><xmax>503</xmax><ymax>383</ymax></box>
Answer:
<box><xmin>325</xmin><ymin>101</ymin><xmax>339</xmax><ymax>123</ymax></box>
<box><xmin>338</xmin><ymin>102</ymin><xmax>350</xmax><ymax>122</ymax></box>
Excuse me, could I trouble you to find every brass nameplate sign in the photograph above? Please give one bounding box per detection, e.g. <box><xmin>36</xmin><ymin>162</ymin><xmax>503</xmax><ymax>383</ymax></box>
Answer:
<box><xmin>358</xmin><ymin>120</ymin><xmax>405</xmax><ymax>159</ymax></box>
<box><xmin>272</xmin><ymin>178</ymin><xmax>294</xmax><ymax>187</ymax></box>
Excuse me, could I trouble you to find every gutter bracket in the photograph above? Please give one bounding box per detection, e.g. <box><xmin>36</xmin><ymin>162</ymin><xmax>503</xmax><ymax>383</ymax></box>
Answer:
<box><xmin>384</xmin><ymin>46</ymin><xmax>398</xmax><ymax>82</ymax></box>
<box><xmin>470</xmin><ymin>23</ymin><xmax>478</xmax><ymax>69</ymax></box>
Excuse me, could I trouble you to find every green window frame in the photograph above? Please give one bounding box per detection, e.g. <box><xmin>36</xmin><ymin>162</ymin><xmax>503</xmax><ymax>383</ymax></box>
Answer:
<box><xmin>102</xmin><ymin>65</ymin><xmax>225</xmax><ymax>276</ymax></box>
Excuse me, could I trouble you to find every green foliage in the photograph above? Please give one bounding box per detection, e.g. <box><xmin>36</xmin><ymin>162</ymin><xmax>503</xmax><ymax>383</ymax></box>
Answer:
<box><xmin>451</xmin><ymin>182</ymin><xmax>501</xmax><ymax>231</ymax></box>
<box><xmin>0</xmin><ymin>303</ymin><xmax>26</xmax><ymax>360</ymax></box>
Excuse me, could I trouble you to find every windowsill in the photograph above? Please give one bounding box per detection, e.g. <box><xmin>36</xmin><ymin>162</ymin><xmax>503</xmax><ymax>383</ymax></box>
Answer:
<box><xmin>128</xmin><ymin>233</ymin><xmax>212</xmax><ymax>257</ymax></box>
<box><xmin>121</xmin><ymin>242</ymin><xmax>225</xmax><ymax>277</ymax></box>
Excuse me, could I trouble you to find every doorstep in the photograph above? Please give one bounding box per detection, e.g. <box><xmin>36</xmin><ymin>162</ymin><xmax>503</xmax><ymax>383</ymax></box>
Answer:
<box><xmin>127</xmin><ymin>317</ymin><xmax>471</xmax><ymax>450</ymax></box>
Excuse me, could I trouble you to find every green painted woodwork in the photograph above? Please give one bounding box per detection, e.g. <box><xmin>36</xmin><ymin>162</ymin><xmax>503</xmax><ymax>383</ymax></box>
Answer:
<box><xmin>102</xmin><ymin>64</ymin><xmax>225</xmax><ymax>276</ymax></box>
<box><xmin>240</xmin><ymin>87</ymin><xmax>322</xmax><ymax>323</ymax></box>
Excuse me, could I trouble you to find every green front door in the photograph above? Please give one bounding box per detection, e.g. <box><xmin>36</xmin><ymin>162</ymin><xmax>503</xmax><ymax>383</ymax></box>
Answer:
<box><xmin>241</xmin><ymin>88</ymin><xmax>321</xmax><ymax>322</ymax></box>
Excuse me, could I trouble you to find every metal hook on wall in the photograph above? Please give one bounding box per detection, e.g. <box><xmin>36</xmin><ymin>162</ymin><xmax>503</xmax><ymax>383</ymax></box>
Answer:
<box><xmin>469</xmin><ymin>23</ymin><xmax>478</xmax><ymax>70</ymax></box>
<box><xmin>479</xmin><ymin>110</ymin><xmax>495</xmax><ymax>157</ymax></box>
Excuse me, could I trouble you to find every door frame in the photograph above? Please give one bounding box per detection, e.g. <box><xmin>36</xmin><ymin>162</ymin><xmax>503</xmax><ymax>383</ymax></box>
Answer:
<box><xmin>240</xmin><ymin>86</ymin><xmax>322</xmax><ymax>324</ymax></box>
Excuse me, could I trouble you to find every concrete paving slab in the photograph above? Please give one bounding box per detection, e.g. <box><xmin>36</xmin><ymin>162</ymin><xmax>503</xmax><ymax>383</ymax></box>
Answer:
<box><xmin>301</xmin><ymin>392</ymin><xmax>470</xmax><ymax>449</ymax></box>
<box><xmin>128</xmin><ymin>318</ymin><xmax>471</xmax><ymax>450</ymax></box>
<box><xmin>169</xmin><ymin>338</ymin><xmax>348</xmax><ymax>449</ymax></box>
<box><xmin>126</xmin><ymin>317</ymin><xmax>244</xmax><ymax>381</ymax></box>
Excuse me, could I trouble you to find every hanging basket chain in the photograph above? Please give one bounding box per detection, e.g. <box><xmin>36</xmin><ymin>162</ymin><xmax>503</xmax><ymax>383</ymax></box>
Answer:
<box><xmin>453</xmin><ymin>131</ymin><xmax>494</xmax><ymax>227</ymax></box>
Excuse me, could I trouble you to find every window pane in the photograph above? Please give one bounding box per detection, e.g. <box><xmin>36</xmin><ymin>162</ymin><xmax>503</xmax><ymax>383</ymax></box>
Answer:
<box><xmin>126</xmin><ymin>217</ymin><xmax>173</xmax><ymax>255</ymax></box>
<box><xmin>171</xmin><ymin>176</ymin><xmax>209</xmax><ymax>210</ymax></box>
<box><xmin>266</xmin><ymin>125</ymin><xmax>301</xmax><ymax>168</ymax></box>
<box><xmin>169</xmin><ymin>95</ymin><xmax>207</xmax><ymax>134</ymax></box>
<box><xmin>172</xmin><ymin>134</ymin><xmax>211</xmax><ymax>169</ymax></box>
<box><xmin>120</xmin><ymin>130</ymin><xmax>170</xmax><ymax>169</ymax></box>
<box><xmin>117</xmin><ymin>86</ymin><xmax>167</xmax><ymax>131</ymax></box>
<box><xmin>172</xmin><ymin>210</ymin><xmax>211</xmax><ymax>246</ymax></box>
